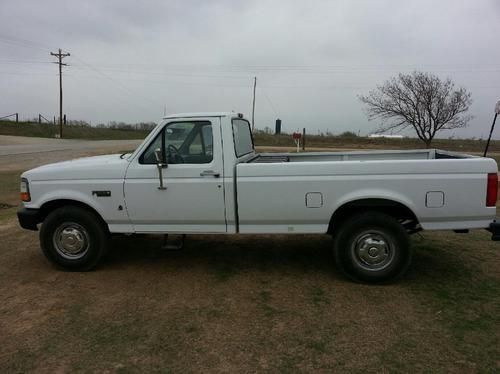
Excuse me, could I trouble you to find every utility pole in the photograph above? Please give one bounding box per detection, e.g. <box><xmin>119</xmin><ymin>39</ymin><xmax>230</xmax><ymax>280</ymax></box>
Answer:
<box><xmin>50</xmin><ymin>49</ymin><xmax>70</xmax><ymax>138</ymax></box>
<box><xmin>251</xmin><ymin>76</ymin><xmax>257</xmax><ymax>132</ymax></box>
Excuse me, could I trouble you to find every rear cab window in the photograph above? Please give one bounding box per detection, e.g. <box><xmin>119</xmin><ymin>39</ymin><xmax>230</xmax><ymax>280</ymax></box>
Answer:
<box><xmin>232</xmin><ymin>119</ymin><xmax>254</xmax><ymax>157</ymax></box>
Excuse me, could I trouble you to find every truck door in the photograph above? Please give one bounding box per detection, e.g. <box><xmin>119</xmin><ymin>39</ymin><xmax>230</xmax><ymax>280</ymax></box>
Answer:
<box><xmin>124</xmin><ymin>118</ymin><xmax>226</xmax><ymax>233</ymax></box>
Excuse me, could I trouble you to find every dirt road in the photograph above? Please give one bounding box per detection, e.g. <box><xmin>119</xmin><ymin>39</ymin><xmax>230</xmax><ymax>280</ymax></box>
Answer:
<box><xmin>0</xmin><ymin>135</ymin><xmax>141</xmax><ymax>171</ymax></box>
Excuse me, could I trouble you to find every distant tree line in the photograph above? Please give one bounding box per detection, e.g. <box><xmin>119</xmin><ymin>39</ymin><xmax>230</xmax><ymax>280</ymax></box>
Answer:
<box><xmin>95</xmin><ymin>121</ymin><xmax>156</xmax><ymax>131</ymax></box>
<box><xmin>17</xmin><ymin>116</ymin><xmax>157</xmax><ymax>131</ymax></box>
<box><xmin>254</xmin><ymin>128</ymin><xmax>360</xmax><ymax>138</ymax></box>
<box><xmin>2</xmin><ymin>114</ymin><xmax>157</xmax><ymax>132</ymax></box>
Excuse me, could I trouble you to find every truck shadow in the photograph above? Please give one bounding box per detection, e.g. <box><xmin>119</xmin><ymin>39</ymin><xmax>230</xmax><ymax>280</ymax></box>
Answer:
<box><xmin>100</xmin><ymin>232</ymin><xmax>487</xmax><ymax>285</ymax></box>
<box><xmin>104</xmin><ymin>234</ymin><xmax>337</xmax><ymax>278</ymax></box>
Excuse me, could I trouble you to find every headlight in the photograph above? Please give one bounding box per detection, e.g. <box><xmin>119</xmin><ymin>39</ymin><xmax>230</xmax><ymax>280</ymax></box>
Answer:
<box><xmin>20</xmin><ymin>178</ymin><xmax>31</xmax><ymax>202</ymax></box>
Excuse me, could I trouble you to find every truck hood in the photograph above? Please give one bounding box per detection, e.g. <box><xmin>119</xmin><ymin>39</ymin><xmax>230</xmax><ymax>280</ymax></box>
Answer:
<box><xmin>22</xmin><ymin>154</ymin><xmax>130</xmax><ymax>181</ymax></box>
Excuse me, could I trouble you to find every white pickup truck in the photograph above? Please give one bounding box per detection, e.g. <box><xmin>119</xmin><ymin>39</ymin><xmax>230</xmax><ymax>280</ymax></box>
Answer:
<box><xmin>17</xmin><ymin>112</ymin><xmax>500</xmax><ymax>282</ymax></box>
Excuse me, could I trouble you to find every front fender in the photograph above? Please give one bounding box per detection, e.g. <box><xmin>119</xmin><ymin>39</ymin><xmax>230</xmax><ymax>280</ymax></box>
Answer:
<box><xmin>24</xmin><ymin>180</ymin><xmax>129</xmax><ymax>225</ymax></box>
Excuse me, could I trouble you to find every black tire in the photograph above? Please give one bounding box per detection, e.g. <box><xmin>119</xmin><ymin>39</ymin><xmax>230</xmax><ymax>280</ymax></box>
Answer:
<box><xmin>333</xmin><ymin>211</ymin><xmax>412</xmax><ymax>283</ymax></box>
<box><xmin>40</xmin><ymin>205</ymin><xmax>109</xmax><ymax>271</ymax></box>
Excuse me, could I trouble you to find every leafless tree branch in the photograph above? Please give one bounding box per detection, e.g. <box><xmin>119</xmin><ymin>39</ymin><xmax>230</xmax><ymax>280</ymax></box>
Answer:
<box><xmin>359</xmin><ymin>71</ymin><xmax>473</xmax><ymax>147</ymax></box>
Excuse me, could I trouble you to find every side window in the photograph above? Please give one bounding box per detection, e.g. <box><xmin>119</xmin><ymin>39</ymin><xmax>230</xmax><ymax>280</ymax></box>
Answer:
<box><xmin>140</xmin><ymin>121</ymin><xmax>213</xmax><ymax>164</ymax></box>
<box><xmin>232</xmin><ymin>119</ymin><xmax>254</xmax><ymax>157</ymax></box>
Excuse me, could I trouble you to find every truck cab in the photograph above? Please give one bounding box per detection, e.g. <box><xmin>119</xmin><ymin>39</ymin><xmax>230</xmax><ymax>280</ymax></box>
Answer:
<box><xmin>122</xmin><ymin>112</ymin><xmax>253</xmax><ymax>234</ymax></box>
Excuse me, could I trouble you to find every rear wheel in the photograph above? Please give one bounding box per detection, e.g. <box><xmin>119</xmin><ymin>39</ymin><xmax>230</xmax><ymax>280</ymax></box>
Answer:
<box><xmin>40</xmin><ymin>206</ymin><xmax>109</xmax><ymax>271</ymax></box>
<box><xmin>333</xmin><ymin>211</ymin><xmax>412</xmax><ymax>283</ymax></box>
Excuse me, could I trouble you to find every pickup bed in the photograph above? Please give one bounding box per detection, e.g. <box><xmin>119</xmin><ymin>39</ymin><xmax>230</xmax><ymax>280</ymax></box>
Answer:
<box><xmin>17</xmin><ymin>112</ymin><xmax>500</xmax><ymax>282</ymax></box>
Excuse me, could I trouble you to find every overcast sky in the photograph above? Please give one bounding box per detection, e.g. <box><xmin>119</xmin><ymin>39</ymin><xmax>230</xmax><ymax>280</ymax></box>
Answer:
<box><xmin>1</xmin><ymin>0</ymin><xmax>499</xmax><ymax>138</ymax></box>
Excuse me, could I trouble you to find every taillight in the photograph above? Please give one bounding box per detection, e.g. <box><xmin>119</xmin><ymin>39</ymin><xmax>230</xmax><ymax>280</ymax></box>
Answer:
<box><xmin>20</xmin><ymin>178</ymin><xmax>31</xmax><ymax>202</ymax></box>
<box><xmin>486</xmin><ymin>173</ymin><xmax>498</xmax><ymax>207</ymax></box>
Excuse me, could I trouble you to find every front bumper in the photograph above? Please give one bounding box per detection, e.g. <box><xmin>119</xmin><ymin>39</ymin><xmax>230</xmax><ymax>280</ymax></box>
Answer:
<box><xmin>17</xmin><ymin>208</ymin><xmax>40</xmax><ymax>231</ymax></box>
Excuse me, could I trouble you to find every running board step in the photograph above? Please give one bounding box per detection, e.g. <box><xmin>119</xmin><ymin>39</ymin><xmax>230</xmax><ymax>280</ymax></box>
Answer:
<box><xmin>161</xmin><ymin>234</ymin><xmax>186</xmax><ymax>250</ymax></box>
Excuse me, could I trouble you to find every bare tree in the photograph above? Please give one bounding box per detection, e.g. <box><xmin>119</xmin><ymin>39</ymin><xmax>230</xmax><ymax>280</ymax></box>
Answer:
<box><xmin>359</xmin><ymin>71</ymin><xmax>473</xmax><ymax>146</ymax></box>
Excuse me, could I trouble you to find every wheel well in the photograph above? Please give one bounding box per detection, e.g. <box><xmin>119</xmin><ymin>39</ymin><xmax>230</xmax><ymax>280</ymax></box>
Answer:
<box><xmin>39</xmin><ymin>199</ymin><xmax>107</xmax><ymax>227</ymax></box>
<box><xmin>328</xmin><ymin>198</ymin><xmax>419</xmax><ymax>234</ymax></box>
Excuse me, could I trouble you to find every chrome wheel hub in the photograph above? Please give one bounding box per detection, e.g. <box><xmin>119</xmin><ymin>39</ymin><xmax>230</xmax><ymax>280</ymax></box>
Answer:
<box><xmin>53</xmin><ymin>223</ymin><xmax>89</xmax><ymax>259</ymax></box>
<box><xmin>352</xmin><ymin>231</ymin><xmax>394</xmax><ymax>271</ymax></box>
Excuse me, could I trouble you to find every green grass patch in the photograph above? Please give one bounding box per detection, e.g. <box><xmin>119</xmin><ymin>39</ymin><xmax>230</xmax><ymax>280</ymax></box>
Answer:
<box><xmin>0</xmin><ymin>206</ymin><xmax>17</xmax><ymax>223</ymax></box>
<box><xmin>0</xmin><ymin>171</ymin><xmax>21</xmax><ymax>222</ymax></box>
<box><xmin>257</xmin><ymin>289</ymin><xmax>283</xmax><ymax>318</ymax></box>
<box><xmin>309</xmin><ymin>285</ymin><xmax>330</xmax><ymax>307</ymax></box>
<box><xmin>404</xmin><ymin>231</ymin><xmax>500</xmax><ymax>371</ymax></box>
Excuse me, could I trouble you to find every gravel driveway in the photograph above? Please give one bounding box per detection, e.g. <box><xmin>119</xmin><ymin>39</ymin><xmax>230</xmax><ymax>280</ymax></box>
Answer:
<box><xmin>0</xmin><ymin>135</ymin><xmax>141</xmax><ymax>171</ymax></box>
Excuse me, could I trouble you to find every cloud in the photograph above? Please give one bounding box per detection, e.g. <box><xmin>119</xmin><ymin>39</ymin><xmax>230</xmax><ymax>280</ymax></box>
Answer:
<box><xmin>0</xmin><ymin>0</ymin><xmax>499</xmax><ymax>138</ymax></box>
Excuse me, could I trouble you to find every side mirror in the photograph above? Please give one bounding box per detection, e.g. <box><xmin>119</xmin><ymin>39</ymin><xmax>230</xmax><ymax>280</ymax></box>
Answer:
<box><xmin>154</xmin><ymin>147</ymin><xmax>169</xmax><ymax>168</ymax></box>
<box><xmin>154</xmin><ymin>148</ymin><xmax>163</xmax><ymax>164</ymax></box>
<box><xmin>154</xmin><ymin>148</ymin><xmax>167</xmax><ymax>190</ymax></box>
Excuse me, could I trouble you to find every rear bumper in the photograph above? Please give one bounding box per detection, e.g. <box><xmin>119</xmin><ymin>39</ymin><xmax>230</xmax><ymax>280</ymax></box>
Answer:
<box><xmin>487</xmin><ymin>219</ymin><xmax>500</xmax><ymax>241</ymax></box>
<box><xmin>17</xmin><ymin>208</ymin><xmax>40</xmax><ymax>231</ymax></box>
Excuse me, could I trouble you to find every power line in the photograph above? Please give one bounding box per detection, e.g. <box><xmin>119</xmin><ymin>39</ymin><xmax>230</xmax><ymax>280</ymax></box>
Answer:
<box><xmin>0</xmin><ymin>59</ymin><xmax>52</xmax><ymax>64</ymax></box>
<box><xmin>71</xmin><ymin>53</ymin><xmax>163</xmax><ymax>111</ymax></box>
<box><xmin>0</xmin><ymin>71</ymin><xmax>57</xmax><ymax>76</ymax></box>
<box><xmin>61</xmin><ymin>61</ymin><xmax>500</xmax><ymax>70</ymax></box>
<box><xmin>68</xmin><ymin>65</ymin><xmax>252</xmax><ymax>80</ymax></box>
<box><xmin>260</xmin><ymin>85</ymin><xmax>279</xmax><ymax>117</ymax></box>
<box><xmin>0</xmin><ymin>34</ymin><xmax>498</xmax><ymax>74</ymax></box>
<box><xmin>67</xmin><ymin>65</ymin><xmax>161</xmax><ymax>117</ymax></box>
<box><xmin>0</xmin><ymin>34</ymin><xmax>53</xmax><ymax>52</ymax></box>
<box><xmin>67</xmin><ymin>64</ymin><xmax>500</xmax><ymax>76</ymax></box>
<box><xmin>59</xmin><ymin>72</ymin><xmax>500</xmax><ymax>90</ymax></box>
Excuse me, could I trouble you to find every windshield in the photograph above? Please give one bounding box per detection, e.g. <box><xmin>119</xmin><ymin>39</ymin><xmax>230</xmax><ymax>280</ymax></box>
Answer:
<box><xmin>122</xmin><ymin>123</ymin><xmax>159</xmax><ymax>159</ymax></box>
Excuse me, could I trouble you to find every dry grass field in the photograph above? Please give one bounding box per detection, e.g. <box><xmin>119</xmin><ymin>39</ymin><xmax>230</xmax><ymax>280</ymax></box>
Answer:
<box><xmin>0</xmin><ymin>136</ymin><xmax>499</xmax><ymax>372</ymax></box>
<box><xmin>0</xmin><ymin>120</ymin><xmax>149</xmax><ymax>140</ymax></box>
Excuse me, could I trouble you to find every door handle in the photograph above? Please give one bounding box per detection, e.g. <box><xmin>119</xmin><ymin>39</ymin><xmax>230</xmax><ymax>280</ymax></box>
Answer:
<box><xmin>200</xmin><ymin>170</ymin><xmax>220</xmax><ymax>178</ymax></box>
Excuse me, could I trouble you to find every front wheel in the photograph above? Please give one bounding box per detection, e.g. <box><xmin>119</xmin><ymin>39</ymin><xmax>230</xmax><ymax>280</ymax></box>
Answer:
<box><xmin>333</xmin><ymin>212</ymin><xmax>412</xmax><ymax>283</ymax></box>
<box><xmin>40</xmin><ymin>206</ymin><xmax>109</xmax><ymax>271</ymax></box>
